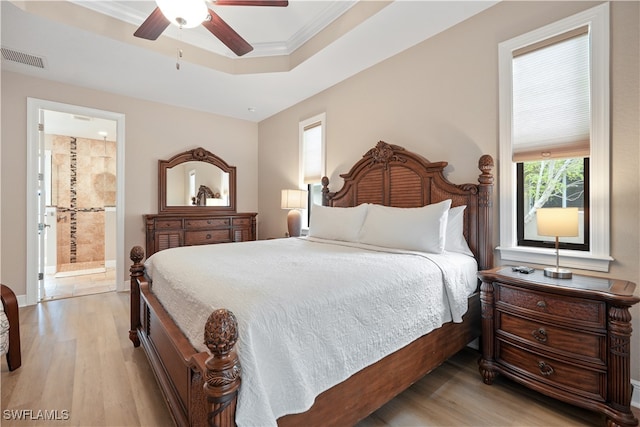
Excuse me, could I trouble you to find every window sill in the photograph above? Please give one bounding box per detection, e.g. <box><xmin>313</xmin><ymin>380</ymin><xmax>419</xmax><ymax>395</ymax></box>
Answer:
<box><xmin>497</xmin><ymin>246</ymin><xmax>612</xmax><ymax>272</ymax></box>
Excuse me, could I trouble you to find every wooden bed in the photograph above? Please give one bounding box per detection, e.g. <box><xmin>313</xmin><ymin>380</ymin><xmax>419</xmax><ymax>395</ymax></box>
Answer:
<box><xmin>129</xmin><ymin>141</ymin><xmax>495</xmax><ymax>426</ymax></box>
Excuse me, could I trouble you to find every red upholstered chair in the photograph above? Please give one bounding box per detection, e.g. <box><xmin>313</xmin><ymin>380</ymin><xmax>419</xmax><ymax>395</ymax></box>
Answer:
<box><xmin>0</xmin><ymin>284</ymin><xmax>21</xmax><ymax>371</ymax></box>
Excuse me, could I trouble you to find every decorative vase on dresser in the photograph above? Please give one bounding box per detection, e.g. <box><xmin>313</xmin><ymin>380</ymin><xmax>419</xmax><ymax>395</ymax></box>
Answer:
<box><xmin>478</xmin><ymin>266</ymin><xmax>640</xmax><ymax>427</ymax></box>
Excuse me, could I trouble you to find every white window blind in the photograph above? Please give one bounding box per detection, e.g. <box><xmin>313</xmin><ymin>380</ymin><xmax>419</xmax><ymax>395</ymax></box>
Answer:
<box><xmin>512</xmin><ymin>27</ymin><xmax>590</xmax><ymax>162</ymax></box>
<box><xmin>302</xmin><ymin>122</ymin><xmax>323</xmax><ymax>184</ymax></box>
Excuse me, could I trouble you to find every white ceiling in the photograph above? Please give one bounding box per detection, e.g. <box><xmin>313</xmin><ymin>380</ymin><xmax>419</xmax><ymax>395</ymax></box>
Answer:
<box><xmin>1</xmin><ymin>1</ymin><xmax>498</xmax><ymax>126</ymax></box>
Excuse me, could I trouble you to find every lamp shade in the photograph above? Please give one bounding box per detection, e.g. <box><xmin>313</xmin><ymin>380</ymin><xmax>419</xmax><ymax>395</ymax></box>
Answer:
<box><xmin>281</xmin><ymin>189</ymin><xmax>308</xmax><ymax>210</ymax></box>
<box><xmin>156</xmin><ymin>0</ymin><xmax>208</xmax><ymax>28</ymax></box>
<box><xmin>536</xmin><ymin>207</ymin><xmax>579</xmax><ymax>237</ymax></box>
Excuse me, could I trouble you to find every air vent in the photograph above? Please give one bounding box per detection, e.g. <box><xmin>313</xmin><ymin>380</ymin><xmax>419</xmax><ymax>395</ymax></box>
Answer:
<box><xmin>1</xmin><ymin>47</ymin><xmax>46</xmax><ymax>69</ymax></box>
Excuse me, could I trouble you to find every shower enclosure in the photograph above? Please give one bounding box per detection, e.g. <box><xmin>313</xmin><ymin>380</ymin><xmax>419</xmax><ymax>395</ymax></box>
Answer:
<box><xmin>45</xmin><ymin>133</ymin><xmax>116</xmax><ymax>278</ymax></box>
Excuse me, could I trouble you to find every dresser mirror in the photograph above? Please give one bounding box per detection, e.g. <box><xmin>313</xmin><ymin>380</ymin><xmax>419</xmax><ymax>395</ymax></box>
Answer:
<box><xmin>159</xmin><ymin>147</ymin><xmax>236</xmax><ymax>214</ymax></box>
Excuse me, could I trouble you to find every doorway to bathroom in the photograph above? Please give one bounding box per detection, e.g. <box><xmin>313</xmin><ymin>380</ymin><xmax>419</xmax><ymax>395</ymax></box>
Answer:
<box><xmin>26</xmin><ymin>99</ymin><xmax>125</xmax><ymax>305</ymax></box>
<box><xmin>42</xmin><ymin>111</ymin><xmax>117</xmax><ymax>300</ymax></box>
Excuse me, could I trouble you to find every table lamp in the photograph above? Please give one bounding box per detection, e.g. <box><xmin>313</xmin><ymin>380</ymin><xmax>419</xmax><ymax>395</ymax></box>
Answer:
<box><xmin>536</xmin><ymin>207</ymin><xmax>579</xmax><ymax>279</ymax></box>
<box><xmin>281</xmin><ymin>189</ymin><xmax>308</xmax><ymax>237</ymax></box>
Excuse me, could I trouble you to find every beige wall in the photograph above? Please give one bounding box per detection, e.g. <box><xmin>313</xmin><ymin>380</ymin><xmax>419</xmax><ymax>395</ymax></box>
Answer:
<box><xmin>258</xmin><ymin>1</ymin><xmax>640</xmax><ymax>381</ymax></box>
<box><xmin>0</xmin><ymin>71</ymin><xmax>259</xmax><ymax>294</ymax></box>
<box><xmin>1</xmin><ymin>0</ymin><xmax>638</xmax><ymax>386</ymax></box>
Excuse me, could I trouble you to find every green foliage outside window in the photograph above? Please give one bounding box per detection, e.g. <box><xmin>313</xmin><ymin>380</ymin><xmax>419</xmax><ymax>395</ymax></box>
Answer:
<box><xmin>522</xmin><ymin>158</ymin><xmax>585</xmax><ymax>224</ymax></box>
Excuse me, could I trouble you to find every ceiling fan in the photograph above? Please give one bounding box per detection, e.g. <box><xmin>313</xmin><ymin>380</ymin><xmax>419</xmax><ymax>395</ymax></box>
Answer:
<box><xmin>134</xmin><ymin>0</ymin><xmax>289</xmax><ymax>57</ymax></box>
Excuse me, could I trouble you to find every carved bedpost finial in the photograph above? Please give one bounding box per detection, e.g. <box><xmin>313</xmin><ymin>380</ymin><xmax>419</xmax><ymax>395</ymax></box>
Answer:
<box><xmin>478</xmin><ymin>155</ymin><xmax>494</xmax><ymax>185</ymax></box>
<box><xmin>130</xmin><ymin>245</ymin><xmax>144</xmax><ymax>266</ymax></box>
<box><xmin>204</xmin><ymin>309</ymin><xmax>239</xmax><ymax>356</ymax></box>
<box><xmin>130</xmin><ymin>246</ymin><xmax>145</xmax><ymax>280</ymax></box>
<box><xmin>203</xmin><ymin>309</ymin><xmax>241</xmax><ymax>427</ymax></box>
<box><xmin>321</xmin><ymin>176</ymin><xmax>330</xmax><ymax>206</ymax></box>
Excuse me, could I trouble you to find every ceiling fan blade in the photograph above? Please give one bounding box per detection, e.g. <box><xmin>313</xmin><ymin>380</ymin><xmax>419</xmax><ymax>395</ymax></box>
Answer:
<box><xmin>202</xmin><ymin>9</ymin><xmax>253</xmax><ymax>56</ymax></box>
<box><xmin>214</xmin><ymin>1</ymin><xmax>288</xmax><ymax>6</ymax></box>
<box><xmin>134</xmin><ymin>7</ymin><xmax>170</xmax><ymax>40</ymax></box>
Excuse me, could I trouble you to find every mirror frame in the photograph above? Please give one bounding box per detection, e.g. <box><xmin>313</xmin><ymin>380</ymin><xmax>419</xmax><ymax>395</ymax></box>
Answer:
<box><xmin>159</xmin><ymin>147</ymin><xmax>237</xmax><ymax>214</ymax></box>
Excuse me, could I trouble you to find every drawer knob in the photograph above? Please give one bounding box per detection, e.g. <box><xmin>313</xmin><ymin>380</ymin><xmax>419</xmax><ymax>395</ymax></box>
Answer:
<box><xmin>536</xmin><ymin>300</ymin><xmax>547</xmax><ymax>309</ymax></box>
<box><xmin>537</xmin><ymin>361</ymin><xmax>554</xmax><ymax>377</ymax></box>
<box><xmin>532</xmin><ymin>328</ymin><xmax>548</xmax><ymax>343</ymax></box>
<box><xmin>206</xmin><ymin>234</ymin><xmax>212</xmax><ymax>239</ymax></box>
<box><xmin>207</xmin><ymin>220</ymin><xmax>212</xmax><ymax>224</ymax></box>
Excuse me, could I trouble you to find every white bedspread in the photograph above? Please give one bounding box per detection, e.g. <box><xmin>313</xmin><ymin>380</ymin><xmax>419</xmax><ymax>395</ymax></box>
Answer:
<box><xmin>145</xmin><ymin>237</ymin><xmax>478</xmax><ymax>427</ymax></box>
<box><xmin>0</xmin><ymin>303</ymin><xmax>8</xmax><ymax>356</ymax></box>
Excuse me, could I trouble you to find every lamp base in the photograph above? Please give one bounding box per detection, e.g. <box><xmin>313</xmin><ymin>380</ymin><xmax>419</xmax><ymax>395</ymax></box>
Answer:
<box><xmin>287</xmin><ymin>209</ymin><xmax>302</xmax><ymax>237</ymax></box>
<box><xmin>544</xmin><ymin>267</ymin><xmax>572</xmax><ymax>279</ymax></box>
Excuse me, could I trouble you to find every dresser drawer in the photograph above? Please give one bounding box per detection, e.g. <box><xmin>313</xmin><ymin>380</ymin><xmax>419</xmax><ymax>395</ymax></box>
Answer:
<box><xmin>155</xmin><ymin>219</ymin><xmax>182</xmax><ymax>230</ymax></box>
<box><xmin>232</xmin><ymin>217</ymin><xmax>252</xmax><ymax>227</ymax></box>
<box><xmin>185</xmin><ymin>218</ymin><xmax>230</xmax><ymax>229</ymax></box>
<box><xmin>497</xmin><ymin>312</ymin><xmax>605</xmax><ymax>363</ymax></box>
<box><xmin>496</xmin><ymin>284</ymin><xmax>606</xmax><ymax>327</ymax></box>
<box><xmin>497</xmin><ymin>340</ymin><xmax>606</xmax><ymax>402</ymax></box>
<box><xmin>184</xmin><ymin>230</ymin><xmax>231</xmax><ymax>245</ymax></box>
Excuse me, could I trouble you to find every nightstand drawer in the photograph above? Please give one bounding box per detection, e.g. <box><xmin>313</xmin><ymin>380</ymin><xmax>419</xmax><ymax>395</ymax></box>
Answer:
<box><xmin>497</xmin><ymin>312</ymin><xmax>605</xmax><ymax>363</ymax></box>
<box><xmin>497</xmin><ymin>340</ymin><xmax>606</xmax><ymax>402</ymax></box>
<box><xmin>497</xmin><ymin>284</ymin><xmax>606</xmax><ymax>327</ymax></box>
<box><xmin>185</xmin><ymin>218</ymin><xmax>231</xmax><ymax>229</ymax></box>
<box><xmin>184</xmin><ymin>230</ymin><xmax>231</xmax><ymax>245</ymax></box>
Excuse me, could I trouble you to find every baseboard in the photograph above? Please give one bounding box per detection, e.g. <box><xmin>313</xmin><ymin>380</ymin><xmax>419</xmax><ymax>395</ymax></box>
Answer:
<box><xmin>633</xmin><ymin>379</ymin><xmax>640</xmax><ymax>409</ymax></box>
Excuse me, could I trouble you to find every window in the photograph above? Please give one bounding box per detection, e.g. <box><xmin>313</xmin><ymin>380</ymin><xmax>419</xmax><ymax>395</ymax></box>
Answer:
<box><xmin>513</xmin><ymin>27</ymin><xmax>590</xmax><ymax>252</ymax></box>
<box><xmin>517</xmin><ymin>158</ymin><xmax>589</xmax><ymax>251</ymax></box>
<box><xmin>299</xmin><ymin>113</ymin><xmax>326</xmax><ymax>229</ymax></box>
<box><xmin>188</xmin><ymin>169</ymin><xmax>196</xmax><ymax>205</ymax></box>
<box><xmin>498</xmin><ymin>3</ymin><xmax>611</xmax><ymax>272</ymax></box>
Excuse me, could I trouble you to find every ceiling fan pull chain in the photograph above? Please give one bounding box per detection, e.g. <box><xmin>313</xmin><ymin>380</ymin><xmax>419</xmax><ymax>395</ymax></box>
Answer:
<box><xmin>176</xmin><ymin>48</ymin><xmax>183</xmax><ymax>70</ymax></box>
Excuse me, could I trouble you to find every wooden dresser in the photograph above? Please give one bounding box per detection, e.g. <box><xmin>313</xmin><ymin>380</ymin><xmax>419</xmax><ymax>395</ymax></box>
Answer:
<box><xmin>144</xmin><ymin>212</ymin><xmax>257</xmax><ymax>257</ymax></box>
<box><xmin>478</xmin><ymin>267</ymin><xmax>639</xmax><ymax>427</ymax></box>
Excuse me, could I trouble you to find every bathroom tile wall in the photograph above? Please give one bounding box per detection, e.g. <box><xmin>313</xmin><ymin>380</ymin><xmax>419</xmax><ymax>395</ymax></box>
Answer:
<box><xmin>49</xmin><ymin>134</ymin><xmax>116</xmax><ymax>269</ymax></box>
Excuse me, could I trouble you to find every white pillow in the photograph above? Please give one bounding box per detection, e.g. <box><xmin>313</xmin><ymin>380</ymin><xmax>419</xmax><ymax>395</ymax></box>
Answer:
<box><xmin>446</xmin><ymin>205</ymin><xmax>474</xmax><ymax>256</ymax></box>
<box><xmin>308</xmin><ymin>204</ymin><xmax>369</xmax><ymax>242</ymax></box>
<box><xmin>358</xmin><ymin>200</ymin><xmax>452</xmax><ymax>253</ymax></box>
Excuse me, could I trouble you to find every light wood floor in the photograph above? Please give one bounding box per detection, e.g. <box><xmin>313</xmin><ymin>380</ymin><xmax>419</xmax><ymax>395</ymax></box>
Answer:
<box><xmin>2</xmin><ymin>292</ymin><xmax>638</xmax><ymax>426</ymax></box>
<box><xmin>43</xmin><ymin>267</ymin><xmax>116</xmax><ymax>301</ymax></box>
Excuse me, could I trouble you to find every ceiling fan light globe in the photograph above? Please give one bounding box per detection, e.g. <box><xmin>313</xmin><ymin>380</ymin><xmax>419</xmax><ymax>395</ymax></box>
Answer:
<box><xmin>156</xmin><ymin>0</ymin><xmax>207</xmax><ymax>29</ymax></box>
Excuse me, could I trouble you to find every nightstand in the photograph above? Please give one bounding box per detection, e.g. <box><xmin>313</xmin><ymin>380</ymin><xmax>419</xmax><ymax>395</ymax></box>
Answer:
<box><xmin>478</xmin><ymin>266</ymin><xmax>640</xmax><ymax>427</ymax></box>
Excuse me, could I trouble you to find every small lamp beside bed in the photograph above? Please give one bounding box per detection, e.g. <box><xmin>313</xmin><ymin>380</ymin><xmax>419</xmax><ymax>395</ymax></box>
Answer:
<box><xmin>281</xmin><ymin>189</ymin><xmax>308</xmax><ymax>237</ymax></box>
<box><xmin>536</xmin><ymin>207</ymin><xmax>579</xmax><ymax>279</ymax></box>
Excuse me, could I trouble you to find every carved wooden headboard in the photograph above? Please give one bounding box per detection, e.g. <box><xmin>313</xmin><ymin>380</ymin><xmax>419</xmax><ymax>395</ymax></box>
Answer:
<box><xmin>321</xmin><ymin>141</ymin><xmax>494</xmax><ymax>270</ymax></box>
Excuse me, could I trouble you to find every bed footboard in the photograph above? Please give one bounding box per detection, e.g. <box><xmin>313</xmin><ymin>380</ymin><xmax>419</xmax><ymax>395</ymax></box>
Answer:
<box><xmin>129</xmin><ymin>246</ymin><xmax>241</xmax><ymax>427</ymax></box>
